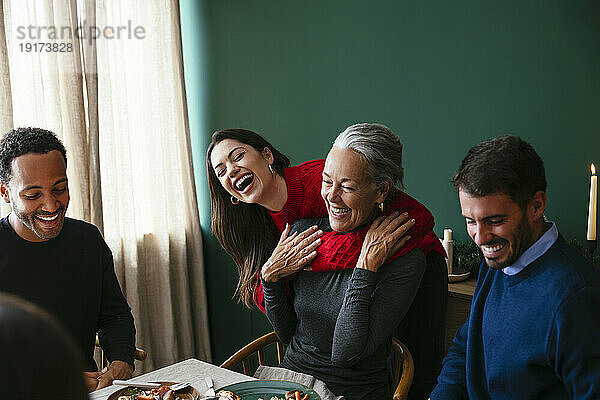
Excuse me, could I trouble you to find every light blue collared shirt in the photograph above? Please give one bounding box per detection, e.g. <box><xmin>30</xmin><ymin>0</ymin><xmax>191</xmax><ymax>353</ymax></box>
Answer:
<box><xmin>502</xmin><ymin>222</ymin><xmax>559</xmax><ymax>276</ymax></box>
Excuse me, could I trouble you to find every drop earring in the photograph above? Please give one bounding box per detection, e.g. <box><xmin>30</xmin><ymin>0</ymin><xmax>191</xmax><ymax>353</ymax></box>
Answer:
<box><xmin>378</xmin><ymin>202</ymin><xmax>384</xmax><ymax>213</ymax></box>
<box><xmin>268</xmin><ymin>164</ymin><xmax>274</xmax><ymax>174</ymax></box>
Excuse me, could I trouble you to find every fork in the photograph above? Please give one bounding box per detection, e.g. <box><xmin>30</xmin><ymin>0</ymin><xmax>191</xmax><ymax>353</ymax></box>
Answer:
<box><xmin>112</xmin><ymin>380</ymin><xmax>191</xmax><ymax>391</ymax></box>
<box><xmin>169</xmin><ymin>382</ymin><xmax>192</xmax><ymax>391</ymax></box>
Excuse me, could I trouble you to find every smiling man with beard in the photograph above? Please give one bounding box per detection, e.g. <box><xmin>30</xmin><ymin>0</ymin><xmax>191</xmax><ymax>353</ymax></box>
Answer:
<box><xmin>430</xmin><ymin>135</ymin><xmax>600</xmax><ymax>399</ymax></box>
<box><xmin>0</xmin><ymin>127</ymin><xmax>136</xmax><ymax>392</ymax></box>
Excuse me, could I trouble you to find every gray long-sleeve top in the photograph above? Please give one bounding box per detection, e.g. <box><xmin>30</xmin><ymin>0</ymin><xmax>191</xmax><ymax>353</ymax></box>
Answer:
<box><xmin>262</xmin><ymin>218</ymin><xmax>426</xmax><ymax>400</ymax></box>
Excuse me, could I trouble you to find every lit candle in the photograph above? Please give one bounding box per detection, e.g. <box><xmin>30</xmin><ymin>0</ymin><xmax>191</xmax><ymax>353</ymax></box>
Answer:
<box><xmin>587</xmin><ymin>163</ymin><xmax>597</xmax><ymax>241</ymax></box>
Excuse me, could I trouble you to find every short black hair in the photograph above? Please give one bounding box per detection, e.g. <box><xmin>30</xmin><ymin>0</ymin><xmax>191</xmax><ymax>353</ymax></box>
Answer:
<box><xmin>452</xmin><ymin>135</ymin><xmax>547</xmax><ymax>210</ymax></box>
<box><xmin>0</xmin><ymin>127</ymin><xmax>67</xmax><ymax>184</ymax></box>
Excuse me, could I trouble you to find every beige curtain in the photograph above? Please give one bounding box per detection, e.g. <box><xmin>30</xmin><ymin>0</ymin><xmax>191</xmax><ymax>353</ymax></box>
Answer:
<box><xmin>0</xmin><ymin>0</ymin><xmax>210</xmax><ymax>372</ymax></box>
<box><xmin>95</xmin><ymin>0</ymin><xmax>210</xmax><ymax>370</ymax></box>
<box><xmin>0</xmin><ymin>0</ymin><xmax>12</xmax><ymax>217</ymax></box>
<box><xmin>1</xmin><ymin>0</ymin><xmax>91</xmax><ymax>219</ymax></box>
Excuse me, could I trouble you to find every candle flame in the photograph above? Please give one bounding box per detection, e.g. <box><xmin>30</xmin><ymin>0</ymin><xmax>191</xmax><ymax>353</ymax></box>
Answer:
<box><xmin>593</xmin><ymin>163</ymin><xmax>597</xmax><ymax>175</ymax></box>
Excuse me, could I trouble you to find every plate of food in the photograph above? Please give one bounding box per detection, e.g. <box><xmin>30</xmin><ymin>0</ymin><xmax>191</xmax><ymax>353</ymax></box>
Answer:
<box><xmin>108</xmin><ymin>382</ymin><xmax>199</xmax><ymax>400</ymax></box>
<box><xmin>217</xmin><ymin>380</ymin><xmax>321</xmax><ymax>400</ymax></box>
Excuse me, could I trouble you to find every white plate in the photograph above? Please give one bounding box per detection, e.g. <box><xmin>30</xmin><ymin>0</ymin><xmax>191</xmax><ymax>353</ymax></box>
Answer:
<box><xmin>448</xmin><ymin>271</ymin><xmax>470</xmax><ymax>283</ymax></box>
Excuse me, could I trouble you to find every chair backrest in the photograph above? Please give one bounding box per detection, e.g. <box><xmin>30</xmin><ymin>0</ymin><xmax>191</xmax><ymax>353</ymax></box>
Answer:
<box><xmin>391</xmin><ymin>337</ymin><xmax>414</xmax><ymax>400</ymax></box>
<box><xmin>221</xmin><ymin>332</ymin><xmax>414</xmax><ymax>400</ymax></box>
<box><xmin>220</xmin><ymin>331</ymin><xmax>285</xmax><ymax>375</ymax></box>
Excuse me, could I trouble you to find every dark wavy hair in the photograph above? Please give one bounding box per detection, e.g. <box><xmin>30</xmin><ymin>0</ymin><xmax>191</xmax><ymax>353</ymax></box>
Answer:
<box><xmin>206</xmin><ymin>129</ymin><xmax>290</xmax><ymax>308</ymax></box>
<box><xmin>0</xmin><ymin>293</ymin><xmax>87</xmax><ymax>399</ymax></box>
<box><xmin>452</xmin><ymin>135</ymin><xmax>547</xmax><ymax>210</ymax></box>
<box><xmin>0</xmin><ymin>127</ymin><xmax>67</xmax><ymax>184</ymax></box>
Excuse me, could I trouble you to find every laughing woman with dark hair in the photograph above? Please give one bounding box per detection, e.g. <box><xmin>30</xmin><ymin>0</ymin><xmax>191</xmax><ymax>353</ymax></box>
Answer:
<box><xmin>206</xmin><ymin>129</ymin><xmax>299</xmax><ymax>308</ymax></box>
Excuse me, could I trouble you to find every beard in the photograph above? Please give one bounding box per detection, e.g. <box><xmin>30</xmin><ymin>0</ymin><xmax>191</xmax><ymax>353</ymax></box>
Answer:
<box><xmin>12</xmin><ymin>204</ymin><xmax>66</xmax><ymax>240</ymax></box>
<box><xmin>486</xmin><ymin>216</ymin><xmax>535</xmax><ymax>270</ymax></box>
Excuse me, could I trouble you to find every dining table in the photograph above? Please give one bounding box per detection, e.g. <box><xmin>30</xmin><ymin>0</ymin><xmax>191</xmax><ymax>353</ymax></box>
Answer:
<box><xmin>89</xmin><ymin>358</ymin><xmax>256</xmax><ymax>400</ymax></box>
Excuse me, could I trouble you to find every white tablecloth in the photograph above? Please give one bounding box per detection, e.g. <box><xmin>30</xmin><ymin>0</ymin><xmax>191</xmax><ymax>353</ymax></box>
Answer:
<box><xmin>89</xmin><ymin>358</ymin><xmax>255</xmax><ymax>400</ymax></box>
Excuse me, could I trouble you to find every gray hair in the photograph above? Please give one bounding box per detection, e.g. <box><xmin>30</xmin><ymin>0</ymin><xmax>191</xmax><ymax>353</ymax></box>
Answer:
<box><xmin>333</xmin><ymin>123</ymin><xmax>404</xmax><ymax>189</ymax></box>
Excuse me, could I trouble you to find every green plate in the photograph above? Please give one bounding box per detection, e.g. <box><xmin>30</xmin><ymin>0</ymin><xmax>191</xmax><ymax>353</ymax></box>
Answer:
<box><xmin>218</xmin><ymin>380</ymin><xmax>321</xmax><ymax>400</ymax></box>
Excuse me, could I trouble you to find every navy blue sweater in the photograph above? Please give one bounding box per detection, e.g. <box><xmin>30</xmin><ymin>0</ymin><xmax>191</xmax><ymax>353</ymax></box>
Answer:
<box><xmin>431</xmin><ymin>235</ymin><xmax>600</xmax><ymax>399</ymax></box>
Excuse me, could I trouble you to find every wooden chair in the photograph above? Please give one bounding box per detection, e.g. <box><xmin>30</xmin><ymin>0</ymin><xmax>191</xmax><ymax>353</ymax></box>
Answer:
<box><xmin>391</xmin><ymin>337</ymin><xmax>415</xmax><ymax>400</ymax></box>
<box><xmin>95</xmin><ymin>334</ymin><xmax>147</xmax><ymax>369</ymax></box>
<box><xmin>220</xmin><ymin>331</ymin><xmax>284</xmax><ymax>375</ymax></box>
<box><xmin>220</xmin><ymin>332</ymin><xmax>414</xmax><ymax>400</ymax></box>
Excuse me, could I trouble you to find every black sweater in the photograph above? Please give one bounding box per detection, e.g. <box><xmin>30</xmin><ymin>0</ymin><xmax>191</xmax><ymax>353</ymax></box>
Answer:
<box><xmin>0</xmin><ymin>216</ymin><xmax>135</xmax><ymax>371</ymax></box>
<box><xmin>263</xmin><ymin>218</ymin><xmax>426</xmax><ymax>400</ymax></box>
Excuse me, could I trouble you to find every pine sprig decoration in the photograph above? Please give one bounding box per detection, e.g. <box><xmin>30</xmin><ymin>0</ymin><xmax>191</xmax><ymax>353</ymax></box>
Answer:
<box><xmin>452</xmin><ymin>240</ymin><xmax>483</xmax><ymax>275</ymax></box>
<box><xmin>568</xmin><ymin>239</ymin><xmax>600</xmax><ymax>266</ymax></box>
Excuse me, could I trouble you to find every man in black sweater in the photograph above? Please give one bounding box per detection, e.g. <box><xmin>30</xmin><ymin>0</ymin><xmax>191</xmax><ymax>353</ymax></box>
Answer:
<box><xmin>0</xmin><ymin>127</ymin><xmax>135</xmax><ymax>392</ymax></box>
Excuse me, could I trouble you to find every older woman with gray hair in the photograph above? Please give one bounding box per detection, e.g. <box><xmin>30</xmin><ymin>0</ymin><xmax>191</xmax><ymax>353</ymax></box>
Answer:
<box><xmin>259</xmin><ymin>123</ymin><xmax>440</xmax><ymax>400</ymax></box>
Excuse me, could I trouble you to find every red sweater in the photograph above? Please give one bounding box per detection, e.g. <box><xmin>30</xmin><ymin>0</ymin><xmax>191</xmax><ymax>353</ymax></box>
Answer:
<box><xmin>255</xmin><ymin>159</ymin><xmax>446</xmax><ymax>311</ymax></box>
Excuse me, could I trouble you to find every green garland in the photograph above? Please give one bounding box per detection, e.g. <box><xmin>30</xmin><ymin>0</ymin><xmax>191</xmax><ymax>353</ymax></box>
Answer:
<box><xmin>451</xmin><ymin>240</ymin><xmax>482</xmax><ymax>275</ymax></box>
<box><xmin>568</xmin><ymin>239</ymin><xmax>600</xmax><ymax>266</ymax></box>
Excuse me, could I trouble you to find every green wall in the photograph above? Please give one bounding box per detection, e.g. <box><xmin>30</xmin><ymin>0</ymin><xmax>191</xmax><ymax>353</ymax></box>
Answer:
<box><xmin>181</xmin><ymin>0</ymin><xmax>600</xmax><ymax>363</ymax></box>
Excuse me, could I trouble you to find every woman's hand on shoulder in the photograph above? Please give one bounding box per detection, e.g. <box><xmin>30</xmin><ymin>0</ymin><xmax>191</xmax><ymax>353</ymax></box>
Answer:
<box><xmin>261</xmin><ymin>224</ymin><xmax>323</xmax><ymax>282</ymax></box>
<box><xmin>357</xmin><ymin>212</ymin><xmax>415</xmax><ymax>272</ymax></box>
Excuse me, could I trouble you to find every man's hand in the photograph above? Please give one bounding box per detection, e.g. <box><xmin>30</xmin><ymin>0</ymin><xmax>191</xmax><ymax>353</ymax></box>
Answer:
<box><xmin>84</xmin><ymin>369</ymin><xmax>104</xmax><ymax>392</ymax></box>
<box><xmin>96</xmin><ymin>360</ymin><xmax>133</xmax><ymax>390</ymax></box>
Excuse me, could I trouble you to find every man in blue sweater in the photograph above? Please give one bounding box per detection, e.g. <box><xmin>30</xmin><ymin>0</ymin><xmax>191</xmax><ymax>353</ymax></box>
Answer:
<box><xmin>431</xmin><ymin>135</ymin><xmax>600</xmax><ymax>399</ymax></box>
